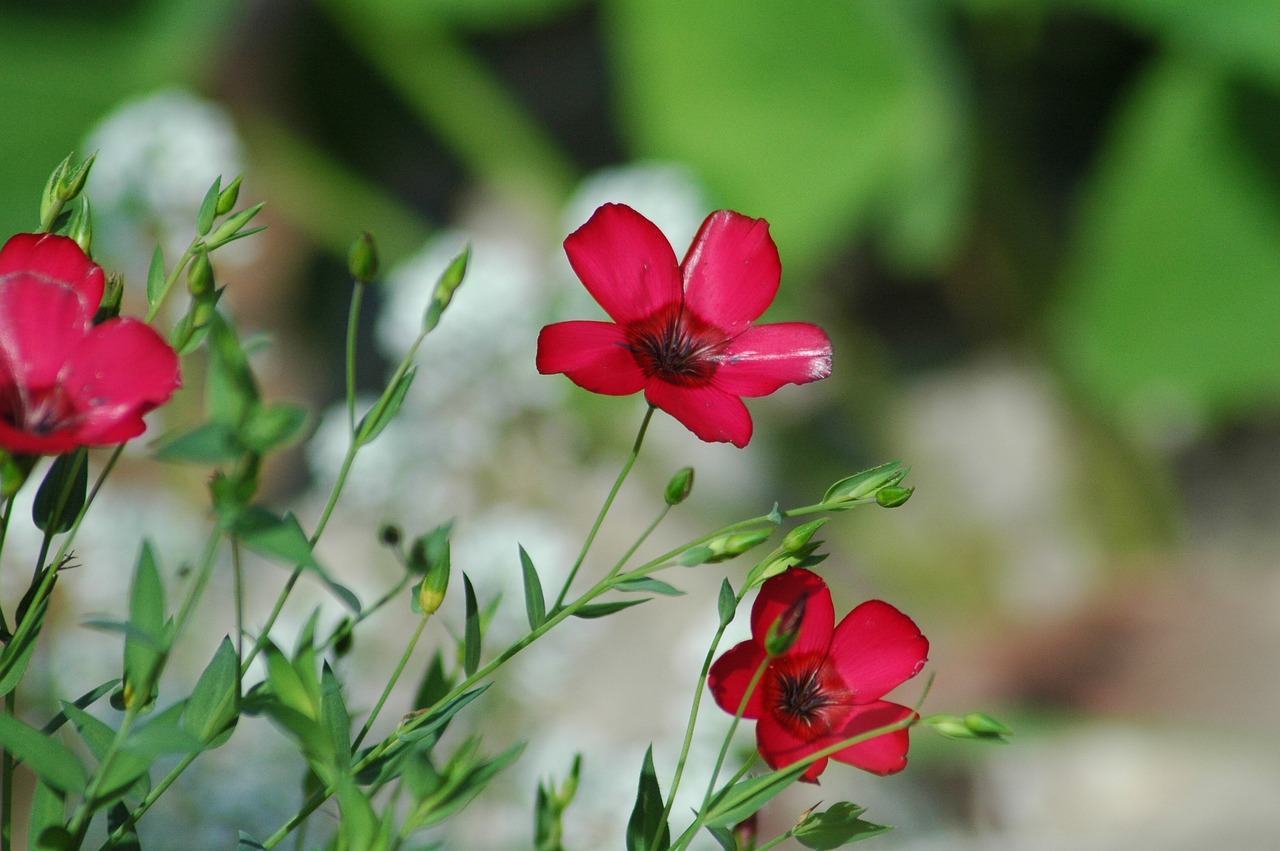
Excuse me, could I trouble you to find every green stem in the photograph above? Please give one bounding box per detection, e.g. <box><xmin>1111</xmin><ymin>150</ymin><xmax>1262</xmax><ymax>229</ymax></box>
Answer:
<box><xmin>352</xmin><ymin>615</ymin><xmax>429</xmax><ymax>751</ymax></box>
<box><xmin>552</xmin><ymin>405</ymin><xmax>655</xmax><ymax>610</ymax></box>
<box><xmin>649</xmin><ymin>582</ymin><xmax>748</xmax><ymax>851</ymax></box>
<box><xmin>345</xmin><ymin>282</ymin><xmax>364</xmax><ymax>433</ymax></box>
<box><xmin>144</xmin><ymin>239</ymin><xmax>201</xmax><ymax>324</ymax></box>
<box><xmin>1</xmin><ymin>691</ymin><xmax>13</xmax><ymax>851</ymax></box>
<box><xmin>702</xmin><ymin>657</ymin><xmax>770</xmax><ymax>809</ymax></box>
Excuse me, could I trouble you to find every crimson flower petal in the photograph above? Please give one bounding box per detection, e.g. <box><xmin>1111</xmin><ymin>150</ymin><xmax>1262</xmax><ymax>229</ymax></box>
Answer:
<box><xmin>749</xmin><ymin>568</ymin><xmax>834</xmax><ymax>657</ymax></box>
<box><xmin>536</xmin><ymin>321</ymin><xmax>647</xmax><ymax>395</ymax></box>
<box><xmin>0</xmin><ymin>233</ymin><xmax>104</xmax><ymax>312</ymax></box>
<box><xmin>60</xmin><ymin>320</ymin><xmax>182</xmax><ymax>444</ymax></box>
<box><xmin>828</xmin><ymin>600</ymin><xmax>929</xmax><ymax>701</ymax></box>
<box><xmin>755</xmin><ymin>710</ymin><xmax>831</xmax><ymax>782</ymax></box>
<box><xmin>643</xmin><ymin>381</ymin><xmax>754</xmax><ymax>448</ymax></box>
<box><xmin>713</xmin><ymin>323</ymin><xmax>833</xmax><ymax>397</ymax></box>
<box><xmin>707</xmin><ymin>640</ymin><xmax>766</xmax><ymax>720</ymax></box>
<box><xmin>829</xmin><ymin>700</ymin><xmax>916</xmax><ymax>776</ymax></box>
<box><xmin>0</xmin><ymin>419</ymin><xmax>81</xmax><ymax>456</ymax></box>
<box><xmin>563</xmin><ymin>203</ymin><xmax>682</xmax><ymax>324</ymax></box>
<box><xmin>0</xmin><ymin>273</ymin><xmax>91</xmax><ymax>390</ymax></box>
<box><xmin>681</xmin><ymin>211</ymin><xmax>781</xmax><ymax>337</ymax></box>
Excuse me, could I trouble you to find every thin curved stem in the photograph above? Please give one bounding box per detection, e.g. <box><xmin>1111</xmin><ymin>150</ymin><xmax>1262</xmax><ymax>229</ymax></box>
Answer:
<box><xmin>552</xmin><ymin>405</ymin><xmax>655</xmax><ymax>610</ymax></box>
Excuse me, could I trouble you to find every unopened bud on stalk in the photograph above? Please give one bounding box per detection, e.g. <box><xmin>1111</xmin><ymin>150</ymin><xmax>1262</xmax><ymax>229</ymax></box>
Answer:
<box><xmin>708</xmin><ymin>529</ymin><xmax>772</xmax><ymax>562</ymax></box>
<box><xmin>416</xmin><ymin>557</ymin><xmax>450</xmax><ymax>617</ymax></box>
<box><xmin>765</xmin><ymin>593</ymin><xmax>808</xmax><ymax>656</ymax></box>
<box><xmin>95</xmin><ymin>273</ymin><xmax>124</xmax><ymax>322</ymax></box>
<box><xmin>216</xmin><ymin>175</ymin><xmax>243</xmax><ymax>216</ymax></box>
<box><xmin>823</xmin><ymin>461</ymin><xmax>910</xmax><ymax>508</ymax></box>
<box><xmin>378</xmin><ymin>523</ymin><xmax>402</xmax><ymax>547</ymax></box>
<box><xmin>783</xmin><ymin>518</ymin><xmax>826</xmax><ymax>554</ymax></box>
<box><xmin>187</xmin><ymin>251</ymin><xmax>213</xmax><ymax>297</ymax></box>
<box><xmin>67</xmin><ymin>196</ymin><xmax>93</xmax><ymax>254</ymax></box>
<box><xmin>348</xmin><ymin>231</ymin><xmax>379</xmax><ymax>283</ymax></box>
<box><xmin>875</xmin><ymin>485</ymin><xmax>914</xmax><ymax>508</ymax></box>
<box><xmin>664</xmin><ymin>466</ymin><xmax>694</xmax><ymax>505</ymax></box>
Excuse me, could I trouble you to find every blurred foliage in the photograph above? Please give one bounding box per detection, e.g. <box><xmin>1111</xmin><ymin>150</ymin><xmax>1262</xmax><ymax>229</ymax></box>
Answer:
<box><xmin>2</xmin><ymin>0</ymin><xmax>1279</xmax><ymax>489</ymax></box>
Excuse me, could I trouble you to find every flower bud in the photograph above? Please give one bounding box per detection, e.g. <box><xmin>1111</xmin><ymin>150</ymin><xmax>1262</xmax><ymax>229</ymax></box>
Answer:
<box><xmin>378</xmin><ymin>523</ymin><xmax>402</xmax><ymax>547</ymax></box>
<box><xmin>348</xmin><ymin>231</ymin><xmax>380</xmax><ymax>283</ymax></box>
<box><xmin>764</xmin><ymin>592</ymin><xmax>808</xmax><ymax>656</ymax></box>
<box><xmin>664</xmin><ymin>466</ymin><xmax>694</xmax><ymax>505</ymax></box>
<box><xmin>67</xmin><ymin>196</ymin><xmax>93</xmax><ymax>254</ymax></box>
<box><xmin>963</xmin><ymin>712</ymin><xmax>1013</xmax><ymax>738</ymax></box>
<box><xmin>187</xmin><ymin>251</ymin><xmax>214</xmax><ymax>297</ymax></box>
<box><xmin>416</xmin><ymin>557</ymin><xmax>450</xmax><ymax>617</ymax></box>
<box><xmin>216</xmin><ymin>175</ymin><xmax>243</xmax><ymax>216</ymax></box>
<box><xmin>95</xmin><ymin>273</ymin><xmax>124</xmax><ymax>323</ymax></box>
<box><xmin>822</xmin><ymin>461</ymin><xmax>908</xmax><ymax>507</ymax></box>
<box><xmin>707</xmin><ymin>528</ymin><xmax>772</xmax><ymax>562</ymax></box>
<box><xmin>782</xmin><ymin>518</ymin><xmax>826</xmax><ymax>554</ymax></box>
<box><xmin>57</xmin><ymin>152</ymin><xmax>95</xmax><ymax>203</ymax></box>
<box><xmin>875</xmin><ymin>485</ymin><xmax>914</xmax><ymax>508</ymax></box>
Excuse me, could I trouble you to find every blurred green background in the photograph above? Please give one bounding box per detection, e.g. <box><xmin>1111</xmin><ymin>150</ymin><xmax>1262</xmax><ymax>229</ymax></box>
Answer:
<box><xmin>4</xmin><ymin>0</ymin><xmax>1280</xmax><ymax>848</ymax></box>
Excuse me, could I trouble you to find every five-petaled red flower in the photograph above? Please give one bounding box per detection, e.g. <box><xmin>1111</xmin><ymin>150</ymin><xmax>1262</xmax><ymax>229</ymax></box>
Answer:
<box><xmin>709</xmin><ymin>568</ymin><xmax>928</xmax><ymax>782</ymax></box>
<box><xmin>536</xmin><ymin>204</ymin><xmax>832</xmax><ymax>447</ymax></box>
<box><xmin>0</xmin><ymin>233</ymin><xmax>181</xmax><ymax>456</ymax></box>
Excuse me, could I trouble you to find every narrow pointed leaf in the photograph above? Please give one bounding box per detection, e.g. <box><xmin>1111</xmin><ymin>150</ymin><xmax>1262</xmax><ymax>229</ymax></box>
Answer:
<box><xmin>146</xmin><ymin>244</ymin><xmax>167</xmax><ymax>309</ymax></box>
<box><xmin>0</xmin><ymin>712</ymin><xmax>87</xmax><ymax>794</ymax></box>
<box><xmin>625</xmin><ymin>746</ymin><xmax>669</xmax><ymax>851</ymax></box>
<box><xmin>572</xmin><ymin>599</ymin><xmax>650</xmax><ymax>619</ymax></box>
<box><xmin>717</xmin><ymin>579</ymin><xmax>737</xmax><ymax>629</ymax></box>
<box><xmin>33</xmin><ymin>449</ymin><xmax>88</xmax><ymax>534</ymax></box>
<box><xmin>356</xmin><ymin>367</ymin><xmax>417</xmax><ymax>446</ymax></box>
<box><xmin>519</xmin><ymin>546</ymin><xmax>546</xmax><ymax>630</ymax></box>
<box><xmin>462</xmin><ymin>573</ymin><xmax>481</xmax><ymax>677</ymax></box>
<box><xmin>397</xmin><ymin>684</ymin><xmax>490</xmax><ymax>744</ymax></box>
<box><xmin>612</xmin><ymin>577</ymin><xmax>683</xmax><ymax>596</ymax></box>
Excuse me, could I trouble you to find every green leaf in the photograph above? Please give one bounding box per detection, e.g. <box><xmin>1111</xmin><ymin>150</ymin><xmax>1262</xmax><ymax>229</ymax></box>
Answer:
<box><xmin>0</xmin><ymin>597</ymin><xmax>49</xmax><ymax>696</ymax></box>
<box><xmin>29</xmin><ymin>781</ymin><xmax>69</xmax><ymax>851</ymax></box>
<box><xmin>123</xmin><ymin>542</ymin><xmax>170</xmax><ymax>710</ymax></box>
<box><xmin>105</xmin><ymin>801</ymin><xmax>142</xmax><ymax>851</ymax></box>
<box><xmin>128</xmin><ymin>703</ymin><xmax>204</xmax><ymax>757</ymax></box>
<box><xmin>145</xmin><ymin>245</ymin><xmax>166</xmax><ymax>310</ymax></box>
<box><xmin>625</xmin><ymin>746</ymin><xmax>669</xmax><ymax>851</ymax></box>
<box><xmin>336</xmin><ymin>776</ymin><xmax>381</xmax><ymax>851</ymax></box>
<box><xmin>412</xmin><ymin>650</ymin><xmax>454</xmax><ymax>713</ymax></box>
<box><xmin>822</xmin><ymin>462</ymin><xmax>904</xmax><ymax>506</ymax></box>
<box><xmin>717</xmin><ymin>579</ymin><xmax>737</xmax><ymax>629</ymax></box>
<box><xmin>196</xmin><ymin>177</ymin><xmax>221</xmax><ymax>236</ymax></box>
<box><xmin>356</xmin><ymin>367</ymin><xmax>417</xmax><ymax>446</ymax></box>
<box><xmin>572</xmin><ymin>599</ymin><xmax>650</xmax><ymax>619</ymax></box>
<box><xmin>0</xmin><ymin>710</ymin><xmax>88</xmax><ymax>795</ymax></box>
<box><xmin>232</xmin><ymin>508</ymin><xmax>360</xmax><ymax>611</ymax></box>
<box><xmin>240</xmin><ymin>402</ymin><xmax>310</xmax><ymax>453</ymax></box>
<box><xmin>462</xmin><ymin>573</ymin><xmax>481</xmax><ymax>677</ymax></box>
<box><xmin>705</xmin><ymin>762</ymin><xmax>809</xmax><ymax>829</ymax></box>
<box><xmin>705</xmin><ymin>824</ymin><xmax>738</xmax><ymax>851</ymax></box>
<box><xmin>795</xmin><ymin>801</ymin><xmax>892</xmax><ymax>848</ymax></box>
<box><xmin>237</xmin><ymin>832</ymin><xmax>269</xmax><ymax>850</ymax></box>
<box><xmin>61</xmin><ymin>702</ymin><xmax>154</xmax><ymax>803</ymax></box>
<box><xmin>1050</xmin><ymin>59</ymin><xmax>1280</xmax><ymax>437</ymax></box>
<box><xmin>205</xmin><ymin>201</ymin><xmax>266</xmax><ymax>250</ymax></box>
<box><xmin>183</xmin><ymin>638</ymin><xmax>239</xmax><ymax>745</ymax></box>
<box><xmin>320</xmin><ymin>662</ymin><xmax>353</xmax><ymax>764</ymax></box>
<box><xmin>206</xmin><ymin>311</ymin><xmax>259</xmax><ymax>429</ymax></box>
<box><xmin>155</xmin><ymin>421</ymin><xmax>243</xmax><ymax>464</ymax></box>
<box><xmin>612</xmin><ymin>576</ymin><xmax>684</xmax><ymax>596</ymax></box>
<box><xmin>397</xmin><ymin>684</ymin><xmax>490</xmax><ymax>744</ymax></box>
<box><xmin>609</xmin><ymin>0</ymin><xmax>967</xmax><ymax>270</ymax></box>
<box><xmin>519</xmin><ymin>545</ymin><xmax>546</xmax><ymax>630</ymax></box>
<box><xmin>32</xmin><ymin>449</ymin><xmax>88</xmax><ymax>535</ymax></box>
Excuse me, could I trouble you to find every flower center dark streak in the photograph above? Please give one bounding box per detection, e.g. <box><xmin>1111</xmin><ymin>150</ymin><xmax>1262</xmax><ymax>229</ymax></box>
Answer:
<box><xmin>623</xmin><ymin>305</ymin><xmax>725</xmax><ymax>386</ymax></box>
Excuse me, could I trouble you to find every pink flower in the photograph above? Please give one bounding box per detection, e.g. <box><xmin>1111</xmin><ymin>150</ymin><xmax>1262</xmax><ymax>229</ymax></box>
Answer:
<box><xmin>0</xmin><ymin>233</ymin><xmax>181</xmax><ymax>456</ymax></box>
<box><xmin>536</xmin><ymin>204</ymin><xmax>832</xmax><ymax>447</ymax></box>
<box><xmin>709</xmin><ymin>569</ymin><xmax>928</xmax><ymax>782</ymax></box>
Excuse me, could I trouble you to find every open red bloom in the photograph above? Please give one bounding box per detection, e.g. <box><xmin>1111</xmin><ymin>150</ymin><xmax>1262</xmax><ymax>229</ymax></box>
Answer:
<box><xmin>0</xmin><ymin>233</ymin><xmax>181</xmax><ymax>456</ymax></box>
<box><xmin>709</xmin><ymin>568</ymin><xmax>928</xmax><ymax>782</ymax></box>
<box><xmin>536</xmin><ymin>204</ymin><xmax>832</xmax><ymax>447</ymax></box>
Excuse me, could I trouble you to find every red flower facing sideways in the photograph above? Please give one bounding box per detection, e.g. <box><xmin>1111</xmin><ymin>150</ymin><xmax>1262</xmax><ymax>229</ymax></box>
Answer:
<box><xmin>709</xmin><ymin>568</ymin><xmax>928</xmax><ymax>782</ymax></box>
<box><xmin>0</xmin><ymin>233</ymin><xmax>181</xmax><ymax>456</ymax></box>
<box><xmin>536</xmin><ymin>204</ymin><xmax>832</xmax><ymax>447</ymax></box>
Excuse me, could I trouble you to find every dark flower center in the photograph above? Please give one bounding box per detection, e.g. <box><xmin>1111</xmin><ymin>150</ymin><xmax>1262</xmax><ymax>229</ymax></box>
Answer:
<box><xmin>624</xmin><ymin>304</ymin><xmax>727</xmax><ymax>386</ymax></box>
<box><xmin>765</xmin><ymin>654</ymin><xmax>849</xmax><ymax>735</ymax></box>
<box><xmin>0</xmin><ymin>383</ymin><xmax>76</xmax><ymax>436</ymax></box>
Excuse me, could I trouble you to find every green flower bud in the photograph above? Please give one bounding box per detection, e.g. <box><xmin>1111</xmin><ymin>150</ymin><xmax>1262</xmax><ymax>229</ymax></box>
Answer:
<box><xmin>764</xmin><ymin>593</ymin><xmax>808</xmax><ymax>656</ymax></box>
<box><xmin>783</xmin><ymin>518</ymin><xmax>826</xmax><ymax>554</ymax></box>
<box><xmin>57</xmin><ymin>152</ymin><xmax>95</xmax><ymax>203</ymax></box>
<box><xmin>664</xmin><ymin>466</ymin><xmax>694</xmax><ymax>505</ymax></box>
<box><xmin>348</xmin><ymin>231</ymin><xmax>380</xmax><ymax>283</ymax></box>
<box><xmin>964</xmin><ymin>712</ymin><xmax>1013</xmax><ymax>738</ymax></box>
<box><xmin>875</xmin><ymin>485</ymin><xmax>914</xmax><ymax>508</ymax></box>
<box><xmin>67</xmin><ymin>196</ymin><xmax>93</xmax><ymax>254</ymax></box>
<box><xmin>187</xmin><ymin>251</ymin><xmax>214</xmax><ymax>297</ymax></box>
<box><xmin>823</xmin><ymin>461</ymin><xmax>908</xmax><ymax>507</ymax></box>
<box><xmin>95</xmin><ymin>273</ymin><xmax>124</xmax><ymax>322</ymax></box>
<box><xmin>706</xmin><ymin>528</ymin><xmax>772</xmax><ymax>562</ymax></box>
<box><xmin>216</xmin><ymin>175</ymin><xmax>243</xmax><ymax>216</ymax></box>
<box><xmin>204</xmin><ymin>202</ymin><xmax>265</xmax><ymax>250</ymax></box>
<box><xmin>925</xmin><ymin>714</ymin><xmax>973</xmax><ymax>740</ymax></box>
<box><xmin>378</xmin><ymin>523</ymin><xmax>402</xmax><ymax>547</ymax></box>
<box><xmin>416</xmin><ymin>557</ymin><xmax>450</xmax><ymax>617</ymax></box>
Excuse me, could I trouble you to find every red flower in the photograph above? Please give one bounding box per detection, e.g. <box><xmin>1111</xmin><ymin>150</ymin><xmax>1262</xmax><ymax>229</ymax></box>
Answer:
<box><xmin>536</xmin><ymin>204</ymin><xmax>832</xmax><ymax>447</ymax></box>
<box><xmin>709</xmin><ymin>569</ymin><xmax>928</xmax><ymax>782</ymax></box>
<box><xmin>0</xmin><ymin>233</ymin><xmax>181</xmax><ymax>456</ymax></box>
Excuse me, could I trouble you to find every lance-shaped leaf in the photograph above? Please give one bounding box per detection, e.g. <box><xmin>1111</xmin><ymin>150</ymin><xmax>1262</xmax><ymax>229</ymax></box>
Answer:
<box><xmin>122</xmin><ymin>542</ymin><xmax>171</xmax><ymax>711</ymax></box>
<box><xmin>32</xmin><ymin>449</ymin><xmax>88</xmax><ymax>534</ymax></box>
<box><xmin>422</xmin><ymin>246</ymin><xmax>470</xmax><ymax>333</ymax></box>
<box><xmin>462</xmin><ymin>573</ymin><xmax>481</xmax><ymax>677</ymax></box>
<box><xmin>625</xmin><ymin>746</ymin><xmax>669</xmax><ymax>851</ymax></box>
<box><xmin>794</xmin><ymin>802</ymin><xmax>891</xmax><ymax>848</ymax></box>
<box><xmin>183</xmin><ymin>638</ymin><xmax>239</xmax><ymax>746</ymax></box>
<box><xmin>519</xmin><ymin>545</ymin><xmax>546</xmax><ymax>630</ymax></box>
<box><xmin>0</xmin><ymin>712</ymin><xmax>87</xmax><ymax>795</ymax></box>
<box><xmin>231</xmin><ymin>507</ymin><xmax>360</xmax><ymax>611</ymax></box>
